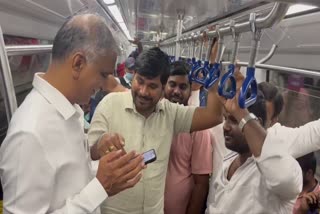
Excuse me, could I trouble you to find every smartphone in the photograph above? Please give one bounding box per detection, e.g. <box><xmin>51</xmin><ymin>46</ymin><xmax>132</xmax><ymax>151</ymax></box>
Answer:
<box><xmin>143</xmin><ymin>149</ymin><xmax>157</xmax><ymax>165</ymax></box>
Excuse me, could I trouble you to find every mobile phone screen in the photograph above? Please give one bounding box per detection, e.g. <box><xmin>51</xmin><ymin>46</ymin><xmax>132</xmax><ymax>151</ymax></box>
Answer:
<box><xmin>143</xmin><ymin>149</ymin><xmax>157</xmax><ymax>164</ymax></box>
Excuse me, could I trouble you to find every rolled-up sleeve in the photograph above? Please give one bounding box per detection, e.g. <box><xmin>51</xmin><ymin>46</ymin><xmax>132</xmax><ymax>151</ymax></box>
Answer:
<box><xmin>254</xmin><ymin>132</ymin><xmax>302</xmax><ymax>200</ymax></box>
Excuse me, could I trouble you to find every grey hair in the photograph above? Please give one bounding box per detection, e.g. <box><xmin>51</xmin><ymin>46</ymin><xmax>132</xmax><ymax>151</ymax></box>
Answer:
<box><xmin>52</xmin><ymin>13</ymin><xmax>119</xmax><ymax>63</ymax></box>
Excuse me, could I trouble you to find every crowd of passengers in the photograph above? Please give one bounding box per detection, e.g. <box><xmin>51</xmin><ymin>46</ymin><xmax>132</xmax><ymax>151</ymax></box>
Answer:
<box><xmin>1</xmin><ymin>13</ymin><xmax>320</xmax><ymax>214</ymax></box>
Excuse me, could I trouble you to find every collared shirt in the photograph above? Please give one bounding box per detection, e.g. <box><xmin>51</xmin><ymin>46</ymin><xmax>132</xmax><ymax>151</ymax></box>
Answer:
<box><xmin>164</xmin><ymin>130</ymin><xmax>213</xmax><ymax>214</ymax></box>
<box><xmin>88</xmin><ymin>91</ymin><xmax>196</xmax><ymax>214</ymax></box>
<box><xmin>206</xmin><ymin>133</ymin><xmax>302</xmax><ymax>214</ymax></box>
<box><xmin>0</xmin><ymin>73</ymin><xmax>107</xmax><ymax>214</ymax></box>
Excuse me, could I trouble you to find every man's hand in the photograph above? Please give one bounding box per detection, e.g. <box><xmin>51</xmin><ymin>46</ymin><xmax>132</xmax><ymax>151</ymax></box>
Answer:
<box><xmin>91</xmin><ymin>133</ymin><xmax>126</xmax><ymax>160</ymax></box>
<box><xmin>298</xmin><ymin>192</ymin><xmax>320</xmax><ymax>214</ymax></box>
<box><xmin>218</xmin><ymin>70</ymin><xmax>247</xmax><ymax>121</ymax></box>
<box><xmin>96</xmin><ymin>150</ymin><xmax>145</xmax><ymax>196</ymax></box>
<box><xmin>97</xmin><ymin>133</ymin><xmax>126</xmax><ymax>158</ymax></box>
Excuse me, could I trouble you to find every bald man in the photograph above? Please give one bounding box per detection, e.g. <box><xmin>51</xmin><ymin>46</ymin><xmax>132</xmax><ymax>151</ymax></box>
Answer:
<box><xmin>0</xmin><ymin>14</ymin><xmax>145</xmax><ymax>214</ymax></box>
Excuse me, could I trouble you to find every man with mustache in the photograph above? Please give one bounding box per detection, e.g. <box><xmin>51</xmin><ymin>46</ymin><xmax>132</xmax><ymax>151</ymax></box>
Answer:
<box><xmin>163</xmin><ymin>61</ymin><xmax>212</xmax><ymax>214</ymax></box>
<box><xmin>205</xmin><ymin>90</ymin><xmax>302</xmax><ymax>213</ymax></box>
<box><xmin>88</xmin><ymin>47</ymin><xmax>223</xmax><ymax>214</ymax></box>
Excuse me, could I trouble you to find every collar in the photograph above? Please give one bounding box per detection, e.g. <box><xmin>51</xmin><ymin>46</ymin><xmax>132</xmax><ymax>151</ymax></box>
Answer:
<box><xmin>123</xmin><ymin>91</ymin><xmax>164</xmax><ymax>113</ymax></box>
<box><xmin>32</xmin><ymin>73</ymin><xmax>82</xmax><ymax>120</ymax></box>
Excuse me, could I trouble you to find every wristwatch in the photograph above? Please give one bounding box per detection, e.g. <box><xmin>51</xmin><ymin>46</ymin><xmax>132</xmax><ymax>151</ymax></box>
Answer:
<box><xmin>238</xmin><ymin>113</ymin><xmax>258</xmax><ymax>132</ymax></box>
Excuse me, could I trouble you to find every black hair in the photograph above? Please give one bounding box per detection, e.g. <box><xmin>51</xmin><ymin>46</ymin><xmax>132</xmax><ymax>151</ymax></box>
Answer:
<box><xmin>169</xmin><ymin>61</ymin><xmax>192</xmax><ymax>84</ymax></box>
<box><xmin>258</xmin><ymin>82</ymin><xmax>284</xmax><ymax>119</ymax></box>
<box><xmin>247</xmin><ymin>89</ymin><xmax>267</xmax><ymax>127</ymax></box>
<box><xmin>134</xmin><ymin>47</ymin><xmax>170</xmax><ymax>85</ymax></box>
<box><xmin>297</xmin><ymin>153</ymin><xmax>317</xmax><ymax>175</ymax></box>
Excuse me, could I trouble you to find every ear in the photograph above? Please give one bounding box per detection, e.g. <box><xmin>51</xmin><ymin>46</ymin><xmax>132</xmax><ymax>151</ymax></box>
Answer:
<box><xmin>71</xmin><ymin>52</ymin><xmax>87</xmax><ymax>80</ymax></box>
<box><xmin>306</xmin><ymin>169</ymin><xmax>314</xmax><ymax>178</ymax></box>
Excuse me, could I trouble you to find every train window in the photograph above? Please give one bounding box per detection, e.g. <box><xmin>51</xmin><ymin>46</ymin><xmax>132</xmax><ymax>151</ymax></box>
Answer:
<box><xmin>268</xmin><ymin>70</ymin><xmax>320</xmax><ymax>178</ymax></box>
<box><xmin>4</xmin><ymin>35</ymin><xmax>51</xmax><ymax>106</ymax></box>
<box><xmin>0</xmin><ymin>36</ymin><xmax>51</xmax><ymax>147</ymax></box>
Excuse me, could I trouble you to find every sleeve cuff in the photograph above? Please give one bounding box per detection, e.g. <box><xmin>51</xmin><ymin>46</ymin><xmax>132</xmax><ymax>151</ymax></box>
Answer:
<box><xmin>81</xmin><ymin>177</ymin><xmax>108</xmax><ymax>212</ymax></box>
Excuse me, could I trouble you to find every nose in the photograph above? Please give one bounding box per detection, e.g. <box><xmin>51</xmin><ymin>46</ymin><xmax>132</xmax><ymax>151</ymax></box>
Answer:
<box><xmin>173</xmin><ymin>87</ymin><xmax>181</xmax><ymax>96</ymax></box>
<box><xmin>223</xmin><ymin>120</ymin><xmax>231</xmax><ymax>132</ymax></box>
<box><xmin>139</xmin><ymin>85</ymin><xmax>149</xmax><ymax>97</ymax></box>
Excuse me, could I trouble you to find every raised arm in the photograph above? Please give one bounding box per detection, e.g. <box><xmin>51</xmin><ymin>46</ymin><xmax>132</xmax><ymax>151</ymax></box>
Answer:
<box><xmin>220</xmin><ymin>91</ymin><xmax>302</xmax><ymax>200</ymax></box>
<box><xmin>190</xmin><ymin>40</ymin><xmax>223</xmax><ymax>132</ymax></box>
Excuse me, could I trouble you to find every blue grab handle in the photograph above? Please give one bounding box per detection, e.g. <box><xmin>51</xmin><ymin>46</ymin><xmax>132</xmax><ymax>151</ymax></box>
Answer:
<box><xmin>205</xmin><ymin>62</ymin><xmax>221</xmax><ymax>89</ymax></box>
<box><xmin>218</xmin><ymin>64</ymin><xmax>237</xmax><ymax>99</ymax></box>
<box><xmin>188</xmin><ymin>58</ymin><xmax>203</xmax><ymax>83</ymax></box>
<box><xmin>187</xmin><ymin>58</ymin><xmax>193</xmax><ymax>67</ymax></box>
<box><xmin>192</xmin><ymin>61</ymin><xmax>210</xmax><ymax>85</ymax></box>
<box><xmin>238</xmin><ymin>67</ymin><xmax>258</xmax><ymax>109</ymax></box>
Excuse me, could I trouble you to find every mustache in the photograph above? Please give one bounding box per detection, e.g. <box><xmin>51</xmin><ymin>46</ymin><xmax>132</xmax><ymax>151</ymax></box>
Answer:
<box><xmin>137</xmin><ymin>95</ymin><xmax>152</xmax><ymax>101</ymax></box>
<box><xmin>171</xmin><ymin>95</ymin><xmax>182</xmax><ymax>99</ymax></box>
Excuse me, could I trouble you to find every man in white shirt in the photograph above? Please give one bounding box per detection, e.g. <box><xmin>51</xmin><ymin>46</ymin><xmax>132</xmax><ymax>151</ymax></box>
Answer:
<box><xmin>0</xmin><ymin>14</ymin><xmax>145</xmax><ymax>214</ymax></box>
<box><xmin>206</xmin><ymin>90</ymin><xmax>302</xmax><ymax>213</ymax></box>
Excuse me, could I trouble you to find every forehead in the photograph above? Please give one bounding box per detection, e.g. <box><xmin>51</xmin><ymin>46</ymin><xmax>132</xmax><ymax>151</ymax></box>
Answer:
<box><xmin>135</xmin><ymin>73</ymin><xmax>162</xmax><ymax>84</ymax></box>
<box><xmin>167</xmin><ymin>75</ymin><xmax>189</xmax><ymax>85</ymax></box>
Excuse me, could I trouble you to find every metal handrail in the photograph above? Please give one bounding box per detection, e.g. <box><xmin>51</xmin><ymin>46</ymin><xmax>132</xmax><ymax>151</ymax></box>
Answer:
<box><xmin>257</xmin><ymin>44</ymin><xmax>278</xmax><ymax>64</ymax></box>
<box><xmin>222</xmin><ymin>61</ymin><xmax>320</xmax><ymax>78</ymax></box>
<box><xmin>6</xmin><ymin>45</ymin><xmax>53</xmax><ymax>56</ymax></box>
<box><xmin>0</xmin><ymin>33</ymin><xmax>53</xmax><ymax>121</ymax></box>
<box><xmin>174</xmin><ymin>2</ymin><xmax>289</xmax><ymax>43</ymax></box>
<box><xmin>0</xmin><ymin>26</ymin><xmax>17</xmax><ymax>122</ymax></box>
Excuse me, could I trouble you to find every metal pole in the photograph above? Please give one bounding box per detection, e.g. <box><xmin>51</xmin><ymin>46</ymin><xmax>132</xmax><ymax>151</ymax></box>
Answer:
<box><xmin>257</xmin><ymin>44</ymin><xmax>278</xmax><ymax>64</ymax></box>
<box><xmin>230</xmin><ymin>20</ymin><xmax>241</xmax><ymax>65</ymax></box>
<box><xmin>215</xmin><ymin>25</ymin><xmax>225</xmax><ymax>63</ymax></box>
<box><xmin>176</xmin><ymin>3</ymin><xmax>289</xmax><ymax>43</ymax></box>
<box><xmin>248</xmin><ymin>13</ymin><xmax>262</xmax><ymax>68</ymax></box>
<box><xmin>175</xmin><ymin>12</ymin><xmax>184</xmax><ymax>60</ymax></box>
<box><xmin>6</xmin><ymin>45</ymin><xmax>52</xmax><ymax>56</ymax></box>
<box><xmin>0</xmin><ymin>26</ymin><xmax>17</xmax><ymax>121</ymax></box>
<box><xmin>222</xmin><ymin>61</ymin><xmax>320</xmax><ymax>78</ymax></box>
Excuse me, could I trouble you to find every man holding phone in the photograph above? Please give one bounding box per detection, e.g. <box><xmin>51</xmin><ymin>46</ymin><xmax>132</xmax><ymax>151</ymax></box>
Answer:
<box><xmin>88</xmin><ymin>44</ymin><xmax>223</xmax><ymax>213</ymax></box>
